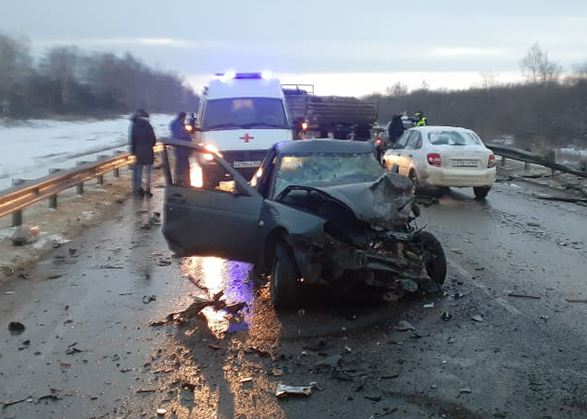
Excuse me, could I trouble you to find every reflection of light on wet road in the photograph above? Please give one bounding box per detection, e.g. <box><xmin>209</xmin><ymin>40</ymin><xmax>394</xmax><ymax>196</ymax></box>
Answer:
<box><xmin>181</xmin><ymin>256</ymin><xmax>255</xmax><ymax>338</ymax></box>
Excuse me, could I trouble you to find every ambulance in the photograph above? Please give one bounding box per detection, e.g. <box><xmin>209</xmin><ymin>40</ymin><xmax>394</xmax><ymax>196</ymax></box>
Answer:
<box><xmin>194</xmin><ymin>72</ymin><xmax>293</xmax><ymax>179</ymax></box>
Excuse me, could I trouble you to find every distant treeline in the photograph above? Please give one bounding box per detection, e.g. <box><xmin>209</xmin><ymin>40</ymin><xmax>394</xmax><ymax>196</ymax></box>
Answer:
<box><xmin>373</xmin><ymin>42</ymin><xmax>587</xmax><ymax>150</ymax></box>
<box><xmin>0</xmin><ymin>33</ymin><xmax>199</xmax><ymax>119</ymax></box>
<box><xmin>373</xmin><ymin>80</ymin><xmax>587</xmax><ymax>150</ymax></box>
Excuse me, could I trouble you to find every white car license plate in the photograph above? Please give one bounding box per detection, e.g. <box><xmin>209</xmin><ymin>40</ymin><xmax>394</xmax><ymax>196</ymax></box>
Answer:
<box><xmin>233</xmin><ymin>160</ymin><xmax>261</xmax><ymax>168</ymax></box>
<box><xmin>452</xmin><ymin>159</ymin><xmax>478</xmax><ymax>168</ymax></box>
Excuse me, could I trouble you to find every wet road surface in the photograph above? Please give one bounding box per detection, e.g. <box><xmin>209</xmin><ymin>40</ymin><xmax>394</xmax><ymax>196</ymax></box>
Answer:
<box><xmin>1</xmin><ymin>179</ymin><xmax>587</xmax><ymax>418</ymax></box>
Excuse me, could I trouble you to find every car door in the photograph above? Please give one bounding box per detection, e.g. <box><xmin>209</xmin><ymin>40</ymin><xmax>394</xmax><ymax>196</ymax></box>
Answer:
<box><xmin>385</xmin><ymin>131</ymin><xmax>411</xmax><ymax>173</ymax></box>
<box><xmin>161</xmin><ymin>139</ymin><xmax>264</xmax><ymax>262</ymax></box>
<box><xmin>402</xmin><ymin>131</ymin><xmax>423</xmax><ymax>174</ymax></box>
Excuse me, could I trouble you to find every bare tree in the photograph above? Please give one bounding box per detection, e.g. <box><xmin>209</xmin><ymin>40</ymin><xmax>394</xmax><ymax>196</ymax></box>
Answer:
<box><xmin>572</xmin><ymin>61</ymin><xmax>587</xmax><ymax>79</ymax></box>
<box><xmin>520</xmin><ymin>42</ymin><xmax>562</xmax><ymax>83</ymax></box>
<box><xmin>480</xmin><ymin>72</ymin><xmax>499</xmax><ymax>88</ymax></box>
<box><xmin>385</xmin><ymin>82</ymin><xmax>409</xmax><ymax>97</ymax></box>
<box><xmin>0</xmin><ymin>33</ymin><xmax>32</xmax><ymax>116</ymax></box>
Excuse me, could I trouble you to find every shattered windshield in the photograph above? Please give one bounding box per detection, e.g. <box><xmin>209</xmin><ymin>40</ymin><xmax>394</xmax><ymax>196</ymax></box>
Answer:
<box><xmin>272</xmin><ymin>153</ymin><xmax>383</xmax><ymax>198</ymax></box>
<box><xmin>428</xmin><ymin>130</ymin><xmax>482</xmax><ymax>146</ymax></box>
<box><xmin>202</xmin><ymin>97</ymin><xmax>289</xmax><ymax>130</ymax></box>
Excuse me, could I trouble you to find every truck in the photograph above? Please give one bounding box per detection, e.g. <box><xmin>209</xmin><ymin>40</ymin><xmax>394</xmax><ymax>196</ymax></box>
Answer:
<box><xmin>282</xmin><ymin>84</ymin><xmax>378</xmax><ymax>141</ymax></box>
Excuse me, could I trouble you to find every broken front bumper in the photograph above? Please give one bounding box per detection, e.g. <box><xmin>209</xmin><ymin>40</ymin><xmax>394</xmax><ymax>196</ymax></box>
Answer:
<box><xmin>287</xmin><ymin>232</ymin><xmax>427</xmax><ymax>286</ymax></box>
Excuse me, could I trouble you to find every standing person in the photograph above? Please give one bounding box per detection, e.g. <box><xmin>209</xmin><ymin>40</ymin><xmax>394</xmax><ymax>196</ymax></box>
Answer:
<box><xmin>169</xmin><ymin>112</ymin><xmax>192</xmax><ymax>186</ymax></box>
<box><xmin>388</xmin><ymin>114</ymin><xmax>405</xmax><ymax>146</ymax></box>
<box><xmin>413</xmin><ymin>111</ymin><xmax>427</xmax><ymax>127</ymax></box>
<box><xmin>129</xmin><ymin>108</ymin><xmax>156</xmax><ymax>197</ymax></box>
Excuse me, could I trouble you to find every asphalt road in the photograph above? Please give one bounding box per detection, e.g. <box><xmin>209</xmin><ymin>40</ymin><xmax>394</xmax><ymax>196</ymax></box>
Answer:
<box><xmin>1</xmin><ymin>179</ymin><xmax>586</xmax><ymax>419</ymax></box>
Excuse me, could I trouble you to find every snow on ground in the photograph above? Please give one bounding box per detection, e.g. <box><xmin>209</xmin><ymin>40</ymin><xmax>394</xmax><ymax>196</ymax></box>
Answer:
<box><xmin>0</xmin><ymin>114</ymin><xmax>173</xmax><ymax>190</ymax></box>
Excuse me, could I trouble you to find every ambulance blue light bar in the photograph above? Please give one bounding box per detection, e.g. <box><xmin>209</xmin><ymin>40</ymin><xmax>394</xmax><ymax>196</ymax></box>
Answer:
<box><xmin>214</xmin><ymin>71</ymin><xmax>273</xmax><ymax>82</ymax></box>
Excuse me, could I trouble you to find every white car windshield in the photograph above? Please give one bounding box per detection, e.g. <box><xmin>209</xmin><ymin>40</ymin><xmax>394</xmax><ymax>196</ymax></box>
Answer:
<box><xmin>273</xmin><ymin>153</ymin><xmax>383</xmax><ymax>198</ymax></box>
<box><xmin>428</xmin><ymin>130</ymin><xmax>482</xmax><ymax>146</ymax></box>
<box><xmin>203</xmin><ymin>97</ymin><xmax>288</xmax><ymax>130</ymax></box>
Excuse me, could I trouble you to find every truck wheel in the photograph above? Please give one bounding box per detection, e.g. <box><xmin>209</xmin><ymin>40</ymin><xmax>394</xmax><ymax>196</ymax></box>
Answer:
<box><xmin>473</xmin><ymin>186</ymin><xmax>490</xmax><ymax>200</ymax></box>
<box><xmin>414</xmin><ymin>231</ymin><xmax>446</xmax><ymax>285</ymax></box>
<box><xmin>270</xmin><ymin>241</ymin><xmax>300</xmax><ymax>310</ymax></box>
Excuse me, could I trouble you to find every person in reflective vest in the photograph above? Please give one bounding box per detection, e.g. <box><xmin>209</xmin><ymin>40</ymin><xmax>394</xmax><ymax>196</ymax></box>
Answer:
<box><xmin>413</xmin><ymin>111</ymin><xmax>427</xmax><ymax>127</ymax></box>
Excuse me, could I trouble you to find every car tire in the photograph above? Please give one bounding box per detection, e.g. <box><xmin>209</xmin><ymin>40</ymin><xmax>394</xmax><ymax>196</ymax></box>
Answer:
<box><xmin>270</xmin><ymin>241</ymin><xmax>300</xmax><ymax>310</ymax></box>
<box><xmin>409</xmin><ymin>170</ymin><xmax>419</xmax><ymax>195</ymax></box>
<box><xmin>473</xmin><ymin>186</ymin><xmax>491</xmax><ymax>200</ymax></box>
<box><xmin>414</xmin><ymin>231</ymin><xmax>446</xmax><ymax>285</ymax></box>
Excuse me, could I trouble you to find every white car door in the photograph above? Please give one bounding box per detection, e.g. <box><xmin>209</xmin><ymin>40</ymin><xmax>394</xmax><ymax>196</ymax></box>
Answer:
<box><xmin>402</xmin><ymin>131</ymin><xmax>423</xmax><ymax>175</ymax></box>
<box><xmin>385</xmin><ymin>131</ymin><xmax>412</xmax><ymax>174</ymax></box>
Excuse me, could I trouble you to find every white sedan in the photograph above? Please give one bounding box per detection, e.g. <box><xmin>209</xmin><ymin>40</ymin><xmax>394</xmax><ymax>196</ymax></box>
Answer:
<box><xmin>382</xmin><ymin>126</ymin><xmax>496</xmax><ymax>199</ymax></box>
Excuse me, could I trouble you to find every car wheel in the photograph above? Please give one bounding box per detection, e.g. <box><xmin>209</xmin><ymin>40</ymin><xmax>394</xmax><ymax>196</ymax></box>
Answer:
<box><xmin>408</xmin><ymin>170</ymin><xmax>419</xmax><ymax>195</ymax></box>
<box><xmin>473</xmin><ymin>186</ymin><xmax>491</xmax><ymax>200</ymax></box>
<box><xmin>414</xmin><ymin>231</ymin><xmax>446</xmax><ymax>285</ymax></box>
<box><xmin>270</xmin><ymin>241</ymin><xmax>300</xmax><ymax>310</ymax></box>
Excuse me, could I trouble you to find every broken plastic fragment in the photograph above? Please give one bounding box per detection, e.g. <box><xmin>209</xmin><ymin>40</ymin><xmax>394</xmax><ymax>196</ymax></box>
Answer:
<box><xmin>276</xmin><ymin>384</ymin><xmax>312</xmax><ymax>398</ymax></box>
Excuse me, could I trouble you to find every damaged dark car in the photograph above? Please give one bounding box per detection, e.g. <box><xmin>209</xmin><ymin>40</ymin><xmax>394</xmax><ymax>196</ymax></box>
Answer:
<box><xmin>160</xmin><ymin>139</ymin><xmax>447</xmax><ymax>309</ymax></box>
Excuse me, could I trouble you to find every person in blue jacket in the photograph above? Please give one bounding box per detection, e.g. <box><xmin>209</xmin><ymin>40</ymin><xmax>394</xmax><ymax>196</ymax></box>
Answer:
<box><xmin>169</xmin><ymin>112</ymin><xmax>192</xmax><ymax>186</ymax></box>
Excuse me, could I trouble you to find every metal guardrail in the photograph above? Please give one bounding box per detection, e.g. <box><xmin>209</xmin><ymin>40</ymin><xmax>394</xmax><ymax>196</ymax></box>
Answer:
<box><xmin>486</xmin><ymin>143</ymin><xmax>587</xmax><ymax>179</ymax></box>
<box><xmin>0</xmin><ymin>143</ymin><xmax>164</xmax><ymax>226</ymax></box>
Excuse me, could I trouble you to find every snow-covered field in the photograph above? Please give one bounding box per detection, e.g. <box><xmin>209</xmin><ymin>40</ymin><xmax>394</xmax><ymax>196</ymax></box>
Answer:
<box><xmin>0</xmin><ymin>114</ymin><xmax>173</xmax><ymax>191</ymax></box>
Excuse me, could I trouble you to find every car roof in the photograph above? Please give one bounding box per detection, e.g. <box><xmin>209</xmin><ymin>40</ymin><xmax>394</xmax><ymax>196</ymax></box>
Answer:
<box><xmin>410</xmin><ymin>125</ymin><xmax>477</xmax><ymax>134</ymax></box>
<box><xmin>274</xmin><ymin>139</ymin><xmax>375</xmax><ymax>155</ymax></box>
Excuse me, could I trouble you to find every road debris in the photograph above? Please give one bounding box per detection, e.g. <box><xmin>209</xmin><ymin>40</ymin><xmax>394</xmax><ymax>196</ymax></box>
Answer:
<box><xmin>142</xmin><ymin>295</ymin><xmax>157</xmax><ymax>304</ymax></box>
<box><xmin>459</xmin><ymin>387</ymin><xmax>472</xmax><ymax>394</ymax></box>
<box><xmin>423</xmin><ymin>303</ymin><xmax>435</xmax><ymax>309</ymax></box>
<box><xmin>150</xmin><ymin>291</ymin><xmax>246</xmax><ymax>327</ymax></box>
<box><xmin>471</xmin><ymin>314</ymin><xmax>484</xmax><ymax>322</ymax></box>
<box><xmin>271</xmin><ymin>368</ymin><xmax>284</xmax><ymax>377</ymax></box>
<box><xmin>450</xmin><ymin>248</ymin><xmax>463</xmax><ymax>255</ymax></box>
<box><xmin>507</xmin><ymin>293</ymin><xmax>540</xmax><ymax>299</ymax></box>
<box><xmin>442</xmin><ymin>312</ymin><xmax>452</xmax><ymax>321</ymax></box>
<box><xmin>394</xmin><ymin>320</ymin><xmax>415</xmax><ymax>331</ymax></box>
<box><xmin>136</xmin><ymin>388</ymin><xmax>158</xmax><ymax>394</ymax></box>
<box><xmin>36</xmin><ymin>388</ymin><xmax>65</xmax><ymax>403</ymax></box>
<box><xmin>276</xmin><ymin>384</ymin><xmax>312</xmax><ymax>398</ymax></box>
<box><xmin>539</xmin><ymin>314</ymin><xmax>549</xmax><ymax>321</ymax></box>
<box><xmin>0</xmin><ymin>395</ymin><xmax>31</xmax><ymax>408</ymax></box>
<box><xmin>8</xmin><ymin>321</ymin><xmax>26</xmax><ymax>335</ymax></box>
<box><xmin>157</xmin><ymin>260</ymin><xmax>171</xmax><ymax>266</ymax></box>
<box><xmin>12</xmin><ymin>225</ymin><xmax>40</xmax><ymax>246</ymax></box>
<box><xmin>65</xmin><ymin>342</ymin><xmax>83</xmax><ymax>355</ymax></box>
<box><xmin>240</xmin><ymin>377</ymin><xmax>253</xmax><ymax>384</ymax></box>
<box><xmin>156</xmin><ymin>408</ymin><xmax>167</xmax><ymax>416</ymax></box>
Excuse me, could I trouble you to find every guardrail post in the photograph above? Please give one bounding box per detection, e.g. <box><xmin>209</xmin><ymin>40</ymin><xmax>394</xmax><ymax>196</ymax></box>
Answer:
<box><xmin>524</xmin><ymin>161</ymin><xmax>529</xmax><ymax>172</ymax></box>
<box><xmin>48</xmin><ymin>169</ymin><xmax>61</xmax><ymax>209</ymax></box>
<box><xmin>113</xmin><ymin>168</ymin><xmax>120</xmax><ymax>178</ymax></box>
<box><xmin>11</xmin><ymin>179</ymin><xmax>26</xmax><ymax>226</ymax></box>
<box><xmin>96</xmin><ymin>155</ymin><xmax>108</xmax><ymax>184</ymax></box>
<box><xmin>501</xmin><ymin>156</ymin><xmax>507</xmax><ymax>167</ymax></box>
<box><xmin>76</xmin><ymin>161</ymin><xmax>89</xmax><ymax>195</ymax></box>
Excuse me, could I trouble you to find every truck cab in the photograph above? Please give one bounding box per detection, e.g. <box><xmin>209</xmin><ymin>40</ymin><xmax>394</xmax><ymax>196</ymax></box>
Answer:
<box><xmin>195</xmin><ymin>72</ymin><xmax>293</xmax><ymax>179</ymax></box>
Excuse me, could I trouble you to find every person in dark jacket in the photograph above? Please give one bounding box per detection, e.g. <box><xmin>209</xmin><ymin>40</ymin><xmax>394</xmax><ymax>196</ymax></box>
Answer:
<box><xmin>169</xmin><ymin>112</ymin><xmax>192</xmax><ymax>186</ymax></box>
<box><xmin>388</xmin><ymin>114</ymin><xmax>405</xmax><ymax>146</ymax></box>
<box><xmin>129</xmin><ymin>109</ymin><xmax>157</xmax><ymax>197</ymax></box>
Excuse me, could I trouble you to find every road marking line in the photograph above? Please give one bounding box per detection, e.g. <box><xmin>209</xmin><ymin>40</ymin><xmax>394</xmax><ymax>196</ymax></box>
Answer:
<box><xmin>448</xmin><ymin>258</ymin><xmax>520</xmax><ymax>316</ymax></box>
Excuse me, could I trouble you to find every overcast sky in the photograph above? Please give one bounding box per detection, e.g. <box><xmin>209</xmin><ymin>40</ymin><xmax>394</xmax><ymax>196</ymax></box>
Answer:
<box><xmin>3</xmin><ymin>0</ymin><xmax>587</xmax><ymax>95</ymax></box>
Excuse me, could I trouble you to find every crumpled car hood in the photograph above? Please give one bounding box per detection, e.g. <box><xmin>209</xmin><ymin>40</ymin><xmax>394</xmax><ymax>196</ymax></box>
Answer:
<box><xmin>286</xmin><ymin>172</ymin><xmax>416</xmax><ymax>230</ymax></box>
